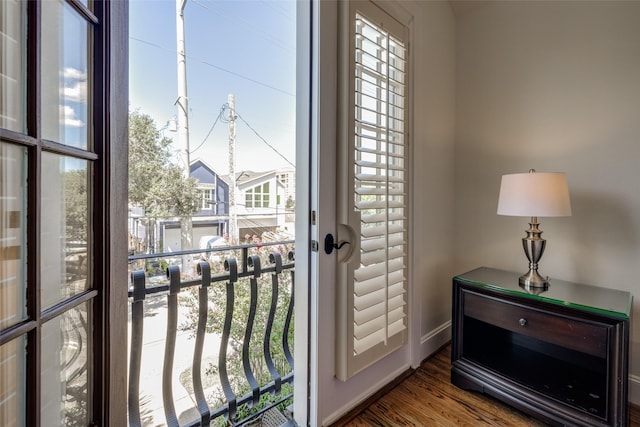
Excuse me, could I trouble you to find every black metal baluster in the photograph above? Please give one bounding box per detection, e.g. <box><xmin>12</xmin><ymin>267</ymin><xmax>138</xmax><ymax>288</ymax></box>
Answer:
<box><xmin>220</xmin><ymin>259</ymin><xmax>238</xmax><ymax>421</ymax></box>
<box><xmin>283</xmin><ymin>251</ymin><xmax>295</xmax><ymax>369</ymax></box>
<box><xmin>243</xmin><ymin>256</ymin><xmax>261</xmax><ymax>408</ymax></box>
<box><xmin>163</xmin><ymin>266</ymin><xmax>181</xmax><ymax>427</ymax></box>
<box><xmin>265</xmin><ymin>253</ymin><xmax>282</xmax><ymax>394</ymax></box>
<box><xmin>193</xmin><ymin>261</ymin><xmax>211</xmax><ymax>425</ymax></box>
<box><xmin>128</xmin><ymin>270</ymin><xmax>146</xmax><ymax>427</ymax></box>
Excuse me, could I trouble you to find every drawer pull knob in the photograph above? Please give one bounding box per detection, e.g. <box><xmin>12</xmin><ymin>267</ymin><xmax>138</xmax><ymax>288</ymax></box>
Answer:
<box><xmin>519</xmin><ymin>318</ymin><xmax>527</xmax><ymax>326</ymax></box>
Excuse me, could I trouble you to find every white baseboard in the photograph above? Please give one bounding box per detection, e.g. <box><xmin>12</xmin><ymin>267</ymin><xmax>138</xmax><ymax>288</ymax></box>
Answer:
<box><xmin>420</xmin><ymin>320</ymin><xmax>452</xmax><ymax>361</ymax></box>
<box><xmin>630</xmin><ymin>374</ymin><xmax>640</xmax><ymax>406</ymax></box>
<box><xmin>321</xmin><ymin>322</ymin><xmax>452</xmax><ymax>426</ymax></box>
<box><xmin>321</xmin><ymin>363</ymin><xmax>410</xmax><ymax>426</ymax></box>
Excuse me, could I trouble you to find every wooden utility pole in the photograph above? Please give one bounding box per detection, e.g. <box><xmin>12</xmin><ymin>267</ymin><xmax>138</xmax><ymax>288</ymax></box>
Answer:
<box><xmin>228</xmin><ymin>94</ymin><xmax>238</xmax><ymax>244</ymax></box>
<box><xmin>177</xmin><ymin>0</ymin><xmax>193</xmax><ymax>269</ymax></box>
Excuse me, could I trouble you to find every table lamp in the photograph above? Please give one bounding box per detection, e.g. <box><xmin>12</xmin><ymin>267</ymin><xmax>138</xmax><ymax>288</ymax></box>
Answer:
<box><xmin>497</xmin><ymin>169</ymin><xmax>572</xmax><ymax>288</ymax></box>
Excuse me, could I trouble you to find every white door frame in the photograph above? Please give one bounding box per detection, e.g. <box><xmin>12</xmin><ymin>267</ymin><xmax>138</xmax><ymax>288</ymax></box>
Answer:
<box><xmin>293</xmin><ymin>0</ymin><xmax>312</xmax><ymax>425</ymax></box>
<box><xmin>298</xmin><ymin>2</ymin><xmax>416</xmax><ymax>426</ymax></box>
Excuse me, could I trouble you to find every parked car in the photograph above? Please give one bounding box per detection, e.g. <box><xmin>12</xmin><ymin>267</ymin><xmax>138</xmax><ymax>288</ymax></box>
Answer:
<box><xmin>198</xmin><ymin>235</ymin><xmax>229</xmax><ymax>262</ymax></box>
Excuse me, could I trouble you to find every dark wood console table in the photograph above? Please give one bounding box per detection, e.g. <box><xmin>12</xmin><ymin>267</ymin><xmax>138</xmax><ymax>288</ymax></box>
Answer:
<box><xmin>451</xmin><ymin>267</ymin><xmax>632</xmax><ymax>426</ymax></box>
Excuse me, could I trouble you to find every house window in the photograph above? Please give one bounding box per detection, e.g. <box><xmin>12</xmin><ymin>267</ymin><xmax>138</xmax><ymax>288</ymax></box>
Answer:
<box><xmin>336</xmin><ymin>1</ymin><xmax>410</xmax><ymax>381</ymax></box>
<box><xmin>245</xmin><ymin>182</ymin><xmax>270</xmax><ymax>208</ymax></box>
<box><xmin>200</xmin><ymin>188</ymin><xmax>214</xmax><ymax>210</ymax></box>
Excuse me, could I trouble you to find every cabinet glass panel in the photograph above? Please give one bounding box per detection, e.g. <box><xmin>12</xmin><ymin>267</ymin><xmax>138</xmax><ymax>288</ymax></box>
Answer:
<box><xmin>41</xmin><ymin>302</ymin><xmax>91</xmax><ymax>426</ymax></box>
<box><xmin>0</xmin><ymin>336</ymin><xmax>26</xmax><ymax>427</ymax></box>
<box><xmin>0</xmin><ymin>142</ymin><xmax>27</xmax><ymax>329</ymax></box>
<box><xmin>41</xmin><ymin>153</ymin><xmax>90</xmax><ymax>310</ymax></box>
<box><xmin>0</xmin><ymin>0</ymin><xmax>25</xmax><ymax>132</ymax></box>
<box><xmin>41</xmin><ymin>0</ymin><xmax>92</xmax><ymax>149</ymax></box>
<box><xmin>455</xmin><ymin>267</ymin><xmax>632</xmax><ymax>318</ymax></box>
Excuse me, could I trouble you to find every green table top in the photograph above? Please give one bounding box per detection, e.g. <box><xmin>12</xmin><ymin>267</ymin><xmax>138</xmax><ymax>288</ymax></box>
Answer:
<box><xmin>455</xmin><ymin>267</ymin><xmax>632</xmax><ymax>319</ymax></box>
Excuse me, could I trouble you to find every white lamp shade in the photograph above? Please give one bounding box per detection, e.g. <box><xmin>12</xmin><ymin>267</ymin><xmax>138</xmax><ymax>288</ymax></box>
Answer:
<box><xmin>497</xmin><ymin>172</ymin><xmax>572</xmax><ymax>217</ymax></box>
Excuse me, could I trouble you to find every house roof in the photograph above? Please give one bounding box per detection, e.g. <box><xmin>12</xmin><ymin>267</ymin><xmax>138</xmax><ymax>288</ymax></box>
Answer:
<box><xmin>190</xmin><ymin>159</ymin><xmax>229</xmax><ymax>188</ymax></box>
<box><xmin>222</xmin><ymin>170</ymin><xmax>285</xmax><ymax>190</ymax></box>
<box><xmin>190</xmin><ymin>158</ymin><xmax>222</xmax><ymax>176</ymax></box>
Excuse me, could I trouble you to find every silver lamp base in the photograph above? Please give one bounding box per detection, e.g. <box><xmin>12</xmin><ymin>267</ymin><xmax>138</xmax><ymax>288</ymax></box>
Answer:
<box><xmin>519</xmin><ymin>216</ymin><xmax>550</xmax><ymax>289</ymax></box>
<box><xmin>519</xmin><ymin>270</ymin><xmax>549</xmax><ymax>288</ymax></box>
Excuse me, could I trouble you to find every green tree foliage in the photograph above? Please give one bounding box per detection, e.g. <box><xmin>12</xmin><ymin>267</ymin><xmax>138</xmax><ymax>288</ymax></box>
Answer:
<box><xmin>128</xmin><ymin>110</ymin><xmax>200</xmax><ymax>218</ymax></box>
<box><xmin>179</xmin><ymin>239</ymin><xmax>294</xmax><ymax>425</ymax></box>
<box><xmin>63</xmin><ymin>168</ymin><xmax>88</xmax><ymax>242</ymax></box>
<box><xmin>285</xmin><ymin>195</ymin><xmax>295</xmax><ymax>210</ymax></box>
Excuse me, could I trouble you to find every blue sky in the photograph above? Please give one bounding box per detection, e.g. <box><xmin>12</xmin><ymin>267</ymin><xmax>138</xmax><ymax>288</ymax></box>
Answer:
<box><xmin>129</xmin><ymin>0</ymin><xmax>296</xmax><ymax>174</ymax></box>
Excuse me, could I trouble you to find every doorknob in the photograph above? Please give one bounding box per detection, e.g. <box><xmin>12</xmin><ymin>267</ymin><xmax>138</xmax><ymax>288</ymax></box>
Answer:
<box><xmin>324</xmin><ymin>233</ymin><xmax>350</xmax><ymax>254</ymax></box>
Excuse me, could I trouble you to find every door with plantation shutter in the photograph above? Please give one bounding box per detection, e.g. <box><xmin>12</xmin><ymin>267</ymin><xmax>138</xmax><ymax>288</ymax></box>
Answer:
<box><xmin>335</xmin><ymin>0</ymin><xmax>409</xmax><ymax>381</ymax></box>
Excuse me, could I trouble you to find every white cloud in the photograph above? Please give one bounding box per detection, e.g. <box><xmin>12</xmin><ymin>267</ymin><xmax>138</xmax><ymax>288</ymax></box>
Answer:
<box><xmin>61</xmin><ymin>67</ymin><xmax>88</xmax><ymax>102</ymax></box>
<box><xmin>63</xmin><ymin>80</ymin><xmax>87</xmax><ymax>103</ymax></box>
<box><xmin>62</xmin><ymin>105</ymin><xmax>85</xmax><ymax>128</ymax></box>
<box><xmin>63</xmin><ymin>67</ymin><xmax>86</xmax><ymax>80</ymax></box>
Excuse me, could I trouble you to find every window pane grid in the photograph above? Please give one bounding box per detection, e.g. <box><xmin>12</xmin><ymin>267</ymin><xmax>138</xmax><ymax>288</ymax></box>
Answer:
<box><xmin>1</xmin><ymin>1</ymin><xmax>101</xmax><ymax>422</ymax></box>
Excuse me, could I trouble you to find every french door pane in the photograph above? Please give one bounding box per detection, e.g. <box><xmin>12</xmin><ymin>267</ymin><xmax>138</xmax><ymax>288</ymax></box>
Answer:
<box><xmin>40</xmin><ymin>153</ymin><xmax>90</xmax><ymax>310</ymax></box>
<box><xmin>41</xmin><ymin>0</ymin><xmax>92</xmax><ymax>149</ymax></box>
<box><xmin>2</xmin><ymin>0</ymin><xmax>109</xmax><ymax>424</ymax></box>
<box><xmin>41</xmin><ymin>302</ymin><xmax>91</xmax><ymax>426</ymax></box>
<box><xmin>0</xmin><ymin>336</ymin><xmax>26</xmax><ymax>427</ymax></box>
<box><xmin>0</xmin><ymin>0</ymin><xmax>24</xmax><ymax>132</ymax></box>
<box><xmin>0</xmin><ymin>142</ymin><xmax>27</xmax><ymax>329</ymax></box>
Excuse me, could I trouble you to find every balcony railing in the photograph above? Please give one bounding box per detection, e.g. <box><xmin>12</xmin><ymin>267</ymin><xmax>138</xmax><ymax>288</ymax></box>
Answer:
<box><xmin>127</xmin><ymin>241</ymin><xmax>295</xmax><ymax>427</ymax></box>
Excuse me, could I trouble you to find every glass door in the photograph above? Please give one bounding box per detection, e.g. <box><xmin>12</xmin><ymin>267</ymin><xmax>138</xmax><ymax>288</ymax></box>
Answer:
<box><xmin>0</xmin><ymin>0</ymin><xmax>113</xmax><ymax>424</ymax></box>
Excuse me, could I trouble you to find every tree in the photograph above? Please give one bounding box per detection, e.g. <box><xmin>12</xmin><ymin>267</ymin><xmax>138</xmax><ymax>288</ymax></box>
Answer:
<box><xmin>285</xmin><ymin>195</ymin><xmax>295</xmax><ymax>210</ymax></box>
<box><xmin>64</xmin><ymin>168</ymin><xmax>88</xmax><ymax>242</ymax></box>
<box><xmin>179</xmin><ymin>238</ymin><xmax>295</xmax><ymax>425</ymax></box>
<box><xmin>128</xmin><ymin>110</ymin><xmax>200</xmax><ymax>253</ymax></box>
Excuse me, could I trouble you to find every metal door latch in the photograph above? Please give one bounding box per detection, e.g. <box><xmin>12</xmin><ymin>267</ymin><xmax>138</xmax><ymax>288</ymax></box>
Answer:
<box><xmin>324</xmin><ymin>233</ymin><xmax>350</xmax><ymax>254</ymax></box>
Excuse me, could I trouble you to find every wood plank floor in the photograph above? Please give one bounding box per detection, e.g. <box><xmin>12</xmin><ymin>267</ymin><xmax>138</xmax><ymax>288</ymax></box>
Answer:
<box><xmin>332</xmin><ymin>344</ymin><xmax>640</xmax><ymax>426</ymax></box>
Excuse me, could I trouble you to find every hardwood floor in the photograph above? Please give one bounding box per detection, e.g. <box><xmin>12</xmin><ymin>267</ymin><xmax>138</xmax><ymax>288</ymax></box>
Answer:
<box><xmin>332</xmin><ymin>344</ymin><xmax>640</xmax><ymax>426</ymax></box>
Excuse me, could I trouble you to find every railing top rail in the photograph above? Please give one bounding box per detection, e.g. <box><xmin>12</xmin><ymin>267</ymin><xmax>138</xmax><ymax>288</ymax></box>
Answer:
<box><xmin>127</xmin><ymin>261</ymin><xmax>295</xmax><ymax>298</ymax></box>
<box><xmin>128</xmin><ymin>239</ymin><xmax>295</xmax><ymax>262</ymax></box>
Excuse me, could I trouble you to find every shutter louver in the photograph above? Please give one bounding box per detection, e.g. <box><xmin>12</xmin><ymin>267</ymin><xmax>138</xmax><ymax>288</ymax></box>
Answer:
<box><xmin>336</xmin><ymin>3</ymin><xmax>409</xmax><ymax>380</ymax></box>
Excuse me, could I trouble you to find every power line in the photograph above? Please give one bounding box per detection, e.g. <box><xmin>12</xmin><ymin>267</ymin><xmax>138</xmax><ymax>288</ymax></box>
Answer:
<box><xmin>129</xmin><ymin>36</ymin><xmax>294</xmax><ymax>97</ymax></box>
<box><xmin>190</xmin><ymin>103</ymin><xmax>226</xmax><ymax>154</ymax></box>
<box><xmin>193</xmin><ymin>103</ymin><xmax>295</xmax><ymax>168</ymax></box>
<box><xmin>235</xmin><ymin>111</ymin><xmax>295</xmax><ymax>168</ymax></box>
<box><xmin>193</xmin><ymin>0</ymin><xmax>294</xmax><ymax>53</ymax></box>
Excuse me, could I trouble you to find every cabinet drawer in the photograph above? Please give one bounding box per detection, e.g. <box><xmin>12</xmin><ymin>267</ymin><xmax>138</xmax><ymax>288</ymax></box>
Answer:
<box><xmin>463</xmin><ymin>291</ymin><xmax>608</xmax><ymax>358</ymax></box>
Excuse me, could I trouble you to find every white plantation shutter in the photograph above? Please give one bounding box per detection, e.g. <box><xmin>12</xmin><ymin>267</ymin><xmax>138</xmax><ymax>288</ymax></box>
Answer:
<box><xmin>336</xmin><ymin>1</ymin><xmax>409</xmax><ymax>381</ymax></box>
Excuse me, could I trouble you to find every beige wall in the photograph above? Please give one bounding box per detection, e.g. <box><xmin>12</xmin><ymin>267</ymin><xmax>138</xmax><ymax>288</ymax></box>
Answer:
<box><xmin>412</xmin><ymin>1</ymin><xmax>457</xmax><ymax>357</ymax></box>
<box><xmin>454</xmin><ymin>0</ymin><xmax>640</xmax><ymax>403</ymax></box>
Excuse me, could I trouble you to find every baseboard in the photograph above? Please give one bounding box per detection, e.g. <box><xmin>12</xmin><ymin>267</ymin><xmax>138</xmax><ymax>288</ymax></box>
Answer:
<box><xmin>323</xmin><ymin>363</ymin><xmax>411</xmax><ymax>426</ymax></box>
<box><xmin>420</xmin><ymin>320</ymin><xmax>452</xmax><ymax>362</ymax></box>
<box><xmin>324</xmin><ymin>321</ymin><xmax>452</xmax><ymax>426</ymax></box>
<box><xmin>630</xmin><ymin>374</ymin><xmax>640</xmax><ymax>406</ymax></box>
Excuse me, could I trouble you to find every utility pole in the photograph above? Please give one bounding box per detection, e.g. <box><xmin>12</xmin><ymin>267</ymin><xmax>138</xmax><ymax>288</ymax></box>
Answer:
<box><xmin>176</xmin><ymin>0</ymin><xmax>190</xmax><ymax>178</ymax></box>
<box><xmin>228</xmin><ymin>94</ymin><xmax>238</xmax><ymax>244</ymax></box>
<box><xmin>177</xmin><ymin>0</ymin><xmax>193</xmax><ymax>269</ymax></box>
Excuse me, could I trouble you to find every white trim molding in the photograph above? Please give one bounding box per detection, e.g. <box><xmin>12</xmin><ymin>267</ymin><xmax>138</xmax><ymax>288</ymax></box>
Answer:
<box><xmin>420</xmin><ymin>320</ymin><xmax>452</xmax><ymax>362</ymax></box>
<box><xmin>321</xmin><ymin>362</ymin><xmax>411</xmax><ymax>427</ymax></box>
